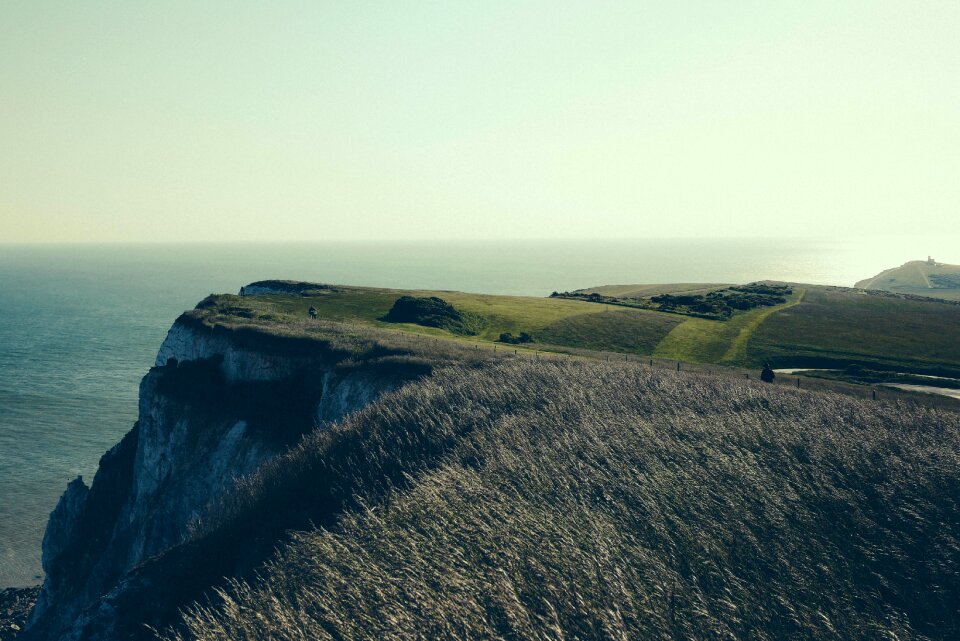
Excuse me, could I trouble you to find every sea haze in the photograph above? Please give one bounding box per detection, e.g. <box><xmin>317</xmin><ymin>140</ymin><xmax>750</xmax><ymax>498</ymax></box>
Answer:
<box><xmin>0</xmin><ymin>237</ymin><xmax>951</xmax><ymax>586</ymax></box>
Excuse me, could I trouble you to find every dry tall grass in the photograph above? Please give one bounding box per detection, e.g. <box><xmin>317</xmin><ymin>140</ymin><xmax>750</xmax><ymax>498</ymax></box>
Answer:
<box><xmin>167</xmin><ymin>360</ymin><xmax>959</xmax><ymax>640</ymax></box>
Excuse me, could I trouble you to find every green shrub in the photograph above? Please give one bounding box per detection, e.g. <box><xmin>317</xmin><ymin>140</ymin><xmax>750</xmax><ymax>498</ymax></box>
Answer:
<box><xmin>497</xmin><ymin>331</ymin><xmax>533</xmax><ymax>344</ymax></box>
<box><xmin>382</xmin><ymin>296</ymin><xmax>487</xmax><ymax>335</ymax></box>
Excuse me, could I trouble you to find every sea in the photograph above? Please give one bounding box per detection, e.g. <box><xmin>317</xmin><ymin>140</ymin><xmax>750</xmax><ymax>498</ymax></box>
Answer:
<box><xmin>1</xmin><ymin>236</ymin><xmax>956</xmax><ymax>587</ymax></box>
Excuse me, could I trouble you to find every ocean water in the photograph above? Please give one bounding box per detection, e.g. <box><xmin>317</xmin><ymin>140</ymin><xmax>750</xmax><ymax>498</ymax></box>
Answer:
<box><xmin>0</xmin><ymin>237</ymin><xmax>955</xmax><ymax>587</ymax></box>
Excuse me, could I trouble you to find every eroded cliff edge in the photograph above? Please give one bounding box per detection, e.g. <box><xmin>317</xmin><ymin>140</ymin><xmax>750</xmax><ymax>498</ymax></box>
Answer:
<box><xmin>23</xmin><ymin>304</ymin><xmax>426</xmax><ymax>641</ymax></box>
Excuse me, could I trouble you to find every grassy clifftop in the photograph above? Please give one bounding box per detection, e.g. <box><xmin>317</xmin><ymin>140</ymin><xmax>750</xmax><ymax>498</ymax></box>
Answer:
<box><xmin>191</xmin><ymin>280</ymin><xmax>960</xmax><ymax>378</ymax></box>
<box><xmin>165</xmin><ymin>359</ymin><xmax>960</xmax><ymax>640</ymax></box>
<box><xmin>192</xmin><ymin>285</ymin><xmax>683</xmax><ymax>358</ymax></box>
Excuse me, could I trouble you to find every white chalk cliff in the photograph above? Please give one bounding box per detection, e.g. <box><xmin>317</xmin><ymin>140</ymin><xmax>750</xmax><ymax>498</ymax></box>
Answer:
<box><xmin>24</xmin><ymin>313</ymin><xmax>407</xmax><ymax>641</ymax></box>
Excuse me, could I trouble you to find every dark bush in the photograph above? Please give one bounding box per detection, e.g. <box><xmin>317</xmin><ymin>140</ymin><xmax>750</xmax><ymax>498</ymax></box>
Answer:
<box><xmin>651</xmin><ymin>294</ymin><xmax>704</xmax><ymax>306</ymax></box>
<box><xmin>498</xmin><ymin>332</ymin><xmax>533</xmax><ymax>344</ymax></box>
<box><xmin>382</xmin><ymin>296</ymin><xmax>486</xmax><ymax>335</ymax></box>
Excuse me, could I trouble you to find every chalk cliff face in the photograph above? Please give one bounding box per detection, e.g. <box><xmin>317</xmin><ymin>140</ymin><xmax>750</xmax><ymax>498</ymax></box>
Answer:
<box><xmin>24</xmin><ymin>315</ymin><xmax>406</xmax><ymax>641</ymax></box>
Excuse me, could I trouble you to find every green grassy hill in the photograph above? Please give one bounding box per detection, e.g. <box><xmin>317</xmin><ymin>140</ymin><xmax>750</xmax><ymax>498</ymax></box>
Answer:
<box><xmin>747</xmin><ymin>285</ymin><xmax>960</xmax><ymax>374</ymax></box>
<box><xmin>164</xmin><ymin>359</ymin><xmax>960</xmax><ymax>641</ymax></box>
<box><xmin>205</xmin><ymin>280</ymin><xmax>960</xmax><ymax>378</ymax></box>
<box><xmin>205</xmin><ymin>285</ymin><xmax>684</xmax><ymax>356</ymax></box>
<box><xmin>855</xmin><ymin>259</ymin><xmax>960</xmax><ymax>300</ymax></box>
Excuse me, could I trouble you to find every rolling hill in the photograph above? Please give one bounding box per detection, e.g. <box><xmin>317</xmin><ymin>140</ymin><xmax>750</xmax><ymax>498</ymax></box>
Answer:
<box><xmin>855</xmin><ymin>259</ymin><xmax>960</xmax><ymax>301</ymax></box>
<box><xmin>214</xmin><ymin>280</ymin><xmax>960</xmax><ymax>379</ymax></box>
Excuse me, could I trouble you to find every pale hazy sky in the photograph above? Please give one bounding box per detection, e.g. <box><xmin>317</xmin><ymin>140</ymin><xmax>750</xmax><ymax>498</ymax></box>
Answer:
<box><xmin>2</xmin><ymin>1</ymin><xmax>958</xmax><ymax>242</ymax></box>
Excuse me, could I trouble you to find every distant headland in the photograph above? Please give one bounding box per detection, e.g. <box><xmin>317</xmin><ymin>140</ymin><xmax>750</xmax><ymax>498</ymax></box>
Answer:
<box><xmin>856</xmin><ymin>258</ymin><xmax>960</xmax><ymax>301</ymax></box>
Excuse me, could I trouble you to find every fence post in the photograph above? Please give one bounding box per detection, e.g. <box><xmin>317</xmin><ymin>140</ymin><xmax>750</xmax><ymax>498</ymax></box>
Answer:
<box><xmin>797</xmin><ymin>378</ymin><xmax>800</xmax><ymax>388</ymax></box>
<box><xmin>677</xmin><ymin>362</ymin><xmax>681</xmax><ymax>372</ymax></box>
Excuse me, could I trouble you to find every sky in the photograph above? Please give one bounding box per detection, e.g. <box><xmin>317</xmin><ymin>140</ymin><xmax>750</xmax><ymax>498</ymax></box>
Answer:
<box><xmin>1</xmin><ymin>1</ymin><xmax>958</xmax><ymax>243</ymax></box>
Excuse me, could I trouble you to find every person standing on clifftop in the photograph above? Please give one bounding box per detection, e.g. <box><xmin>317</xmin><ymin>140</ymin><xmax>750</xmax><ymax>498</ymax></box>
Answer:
<box><xmin>760</xmin><ymin>362</ymin><xmax>775</xmax><ymax>383</ymax></box>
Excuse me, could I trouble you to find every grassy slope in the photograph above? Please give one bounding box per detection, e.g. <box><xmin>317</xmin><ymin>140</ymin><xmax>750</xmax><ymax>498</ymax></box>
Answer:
<box><xmin>202</xmin><ymin>281</ymin><xmax>960</xmax><ymax>375</ymax></box>
<box><xmin>234</xmin><ymin>286</ymin><xmax>618</xmax><ymax>337</ymax></box>
<box><xmin>747</xmin><ymin>286</ymin><xmax>960</xmax><ymax>373</ymax></box>
<box><xmin>203</xmin><ymin>287</ymin><xmax>685</xmax><ymax>356</ymax></box>
<box><xmin>167</xmin><ymin>360</ymin><xmax>960</xmax><ymax>641</ymax></box>
<box><xmin>652</xmin><ymin>289</ymin><xmax>805</xmax><ymax>364</ymax></box>
<box><xmin>856</xmin><ymin>261</ymin><xmax>960</xmax><ymax>301</ymax></box>
<box><xmin>536</xmin><ymin>307</ymin><xmax>683</xmax><ymax>354</ymax></box>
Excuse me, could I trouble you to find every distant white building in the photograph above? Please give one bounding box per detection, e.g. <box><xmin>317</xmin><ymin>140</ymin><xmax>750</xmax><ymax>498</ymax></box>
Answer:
<box><xmin>928</xmin><ymin>256</ymin><xmax>937</xmax><ymax>266</ymax></box>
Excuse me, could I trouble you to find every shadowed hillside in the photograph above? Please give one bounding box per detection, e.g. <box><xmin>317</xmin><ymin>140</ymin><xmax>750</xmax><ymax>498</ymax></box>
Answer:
<box><xmin>162</xmin><ymin>360</ymin><xmax>960</xmax><ymax>641</ymax></box>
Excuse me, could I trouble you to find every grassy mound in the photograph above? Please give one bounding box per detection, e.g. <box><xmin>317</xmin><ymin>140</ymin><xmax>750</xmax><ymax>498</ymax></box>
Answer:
<box><xmin>165</xmin><ymin>360</ymin><xmax>960</xmax><ymax>641</ymax></box>
<box><xmin>382</xmin><ymin>295</ymin><xmax>486</xmax><ymax>335</ymax></box>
